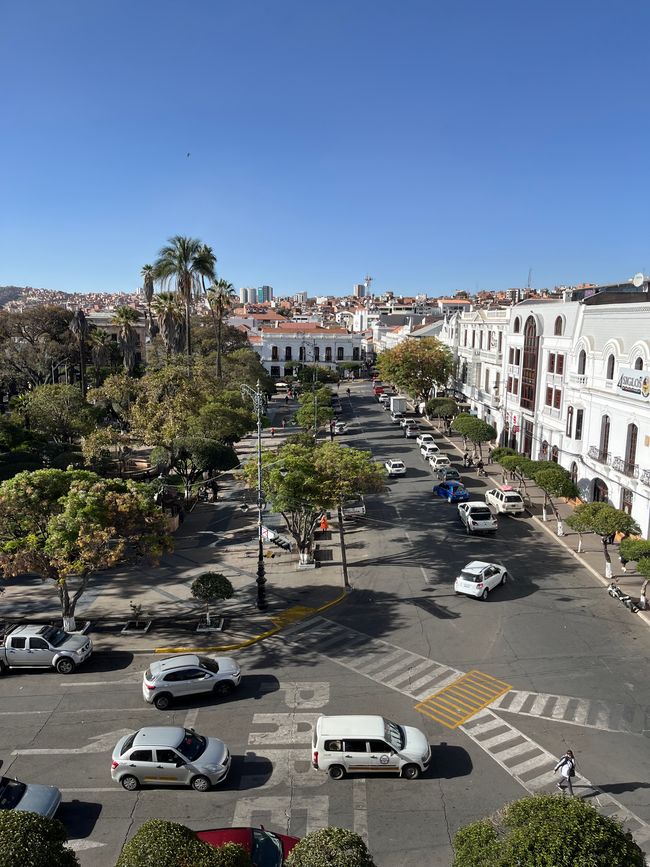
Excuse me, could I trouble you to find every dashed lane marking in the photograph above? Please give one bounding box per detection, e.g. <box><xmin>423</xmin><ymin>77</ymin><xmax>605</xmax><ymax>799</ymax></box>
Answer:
<box><xmin>415</xmin><ymin>670</ymin><xmax>512</xmax><ymax>729</ymax></box>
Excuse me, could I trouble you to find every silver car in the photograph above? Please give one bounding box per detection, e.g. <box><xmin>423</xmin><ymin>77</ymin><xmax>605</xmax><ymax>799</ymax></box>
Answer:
<box><xmin>0</xmin><ymin>775</ymin><xmax>61</xmax><ymax>818</ymax></box>
<box><xmin>142</xmin><ymin>654</ymin><xmax>241</xmax><ymax>710</ymax></box>
<box><xmin>111</xmin><ymin>726</ymin><xmax>230</xmax><ymax>792</ymax></box>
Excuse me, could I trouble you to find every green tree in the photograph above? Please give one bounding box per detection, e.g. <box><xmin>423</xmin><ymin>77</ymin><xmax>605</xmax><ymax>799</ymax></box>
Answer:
<box><xmin>206</xmin><ymin>278</ymin><xmax>236</xmax><ymax>379</ymax></box>
<box><xmin>619</xmin><ymin>537</ymin><xmax>650</xmax><ymax>580</ymax></box>
<box><xmin>287</xmin><ymin>827</ymin><xmax>376</xmax><ymax>867</ymax></box>
<box><xmin>566</xmin><ymin>502</ymin><xmax>640</xmax><ymax>574</ymax></box>
<box><xmin>220</xmin><ymin>348</ymin><xmax>274</xmax><ymax>394</ymax></box>
<box><xmin>190</xmin><ymin>392</ymin><xmax>256</xmax><ymax>445</ymax></box>
<box><xmin>152</xmin><ymin>291</ymin><xmax>184</xmax><ymax>358</ymax></box>
<box><xmin>141</xmin><ymin>263</ymin><xmax>158</xmax><ymax>338</ymax></box>
<box><xmin>191</xmin><ymin>572</ymin><xmax>234</xmax><ymax>626</ymax></box>
<box><xmin>116</xmin><ymin>819</ymin><xmax>251</xmax><ymax>867</ymax></box>
<box><xmin>154</xmin><ymin>235</ymin><xmax>214</xmax><ymax>370</ymax></box>
<box><xmin>425</xmin><ymin>397</ymin><xmax>458</xmax><ymax>429</ymax></box>
<box><xmin>87</xmin><ymin>372</ymin><xmax>141</xmax><ymax>430</ymax></box>
<box><xmin>17</xmin><ymin>384</ymin><xmax>96</xmax><ymax>443</ymax></box>
<box><xmin>452</xmin><ymin>793</ymin><xmax>644</xmax><ymax>867</ymax></box>
<box><xmin>88</xmin><ymin>328</ymin><xmax>113</xmax><ymax>387</ymax></box>
<box><xmin>112</xmin><ymin>306</ymin><xmax>142</xmax><ymax>374</ymax></box>
<box><xmin>294</xmin><ymin>387</ymin><xmax>335</xmax><ymax>436</ymax></box>
<box><xmin>534</xmin><ymin>467</ymin><xmax>579</xmax><ymax>535</ymax></box>
<box><xmin>0</xmin><ymin>811</ymin><xmax>79</xmax><ymax>867</ymax></box>
<box><xmin>0</xmin><ymin>305</ymin><xmax>75</xmax><ymax>392</ymax></box>
<box><xmin>168</xmin><ymin>438</ymin><xmax>239</xmax><ymax>501</ymax></box>
<box><xmin>68</xmin><ymin>308</ymin><xmax>89</xmax><ymax>399</ymax></box>
<box><xmin>377</xmin><ymin>337</ymin><xmax>453</xmax><ymax>404</ymax></box>
<box><xmin>451</xmin><ymin>415</ymin><xmax>497</xmax><ymax>457</ymax></box>
<box><xmin>0</xmin><ymin>469</ymin><xmax>171</xmax><ymax>630</ymax></box>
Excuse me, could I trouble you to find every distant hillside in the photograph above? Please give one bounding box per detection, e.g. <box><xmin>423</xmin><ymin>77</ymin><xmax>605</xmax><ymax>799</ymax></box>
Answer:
<box><xmin>0</xmin><ymin>286</ymin><xmax>25</xmax><ymax>306</ymax></box>
<box><xmin>0</xmin><ymin>285</ymin><xmax>71</xmax><ymax>309</ymax></box>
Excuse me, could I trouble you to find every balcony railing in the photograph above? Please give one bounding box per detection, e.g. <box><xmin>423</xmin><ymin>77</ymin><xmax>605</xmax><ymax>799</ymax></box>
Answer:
<box><xmin>612</xmin><ymin>457</ymin><xmax>640</xmax><ymax>479</ymax></box>
<box><xmin>571</xmin><ymin>373</ymin><xmax>587</xmax><ymax>386</ymax></box>
<box><xmin>641</xmin><ymin>469</ymin><xmax>650</xmax><ymax>486</ymax></box>
<box><xmin>587</xmin><ymin>446</ymin><xmax>611</xmax><ymax>465</ymax></box>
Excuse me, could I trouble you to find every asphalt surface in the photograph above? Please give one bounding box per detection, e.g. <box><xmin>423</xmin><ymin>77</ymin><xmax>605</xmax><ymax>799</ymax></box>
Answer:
<box><xmin>1</xmin><ymin>382</ymin><xmax>649</xmax><ymax>866</ymax></box>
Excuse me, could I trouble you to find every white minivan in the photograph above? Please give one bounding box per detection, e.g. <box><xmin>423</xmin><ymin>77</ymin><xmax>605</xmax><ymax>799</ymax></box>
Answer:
<box><xmin>312</xmin><ymin>715</ymin><xmax>431</xmax><ymax>780</ymax></box>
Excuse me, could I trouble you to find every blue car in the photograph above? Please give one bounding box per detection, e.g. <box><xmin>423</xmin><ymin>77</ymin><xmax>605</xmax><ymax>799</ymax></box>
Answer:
<box><xmin>433</xmin><ymin>480</ymin><xmax>471</xmax><ymax>503</ymax></box>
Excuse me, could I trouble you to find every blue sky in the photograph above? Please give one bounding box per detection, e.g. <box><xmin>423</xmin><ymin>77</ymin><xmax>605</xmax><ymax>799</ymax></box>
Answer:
<box><xmin>2</xmin><ymin>1</ymin><xmax>650</xmax><ymax>297</ymax></box>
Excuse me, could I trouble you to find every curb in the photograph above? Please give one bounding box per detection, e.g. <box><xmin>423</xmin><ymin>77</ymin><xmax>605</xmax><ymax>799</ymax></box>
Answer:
<box><xmin>153</xmin><ymin>588</ymin><xmax>350</xmax><ymax>654</ymax></box>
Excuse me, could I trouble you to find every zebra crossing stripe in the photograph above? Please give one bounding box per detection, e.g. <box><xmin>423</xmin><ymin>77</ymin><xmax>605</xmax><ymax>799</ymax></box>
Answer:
<box><xmin>415</xmin><ymin>670</ymin><xmax>512</xmax><ymax>729</ymax></box>
<box><xmin>489</xmin><ymin>689</ymin><xmax>641</xmax><ymax>733</ymax></box>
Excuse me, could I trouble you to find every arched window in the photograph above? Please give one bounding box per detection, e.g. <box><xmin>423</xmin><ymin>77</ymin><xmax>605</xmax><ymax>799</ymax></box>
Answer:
<box><xmin>570</xmin><ymin>461</ymin><xmax>578</xmax><ymax>485</ymax></box>
<box><xmin>634</xmin><ymin>356</ymin><xmax>644</xmax><ymax>370</ymax></box>
<box><xmin>271</xmin><ymin>346</ymin><xmax>278</xmax><ymax>361</ymax></box>
<box><xmin>566</xmin><ymin>406</ymin><xmax>574</xmax><ymax>437</ymax></box>
<box><xmin>578</xmin><ymin>349</ymin><xmax>586</xmax><ymax>375</ymax></box>
<box><xmin>599</xmin><ymin>414</ymin><xmax>610</xmax><ymax>461</ymax></box>
<box><xmin>299</xmin><ymin>345</ymin><xmax>306</xmax><ymax>362</ymax></box>
<box><xmin>513</xmin><ymin>316</ymin><xmax>521</xmax><ymax>334</ymax></box>
<box><xmin>551</xmin><ymin>445</ymin><xmax>559</xmax><ymax>463</ymax></box>
<box><xmin>520</xmin><ymin>316</ymin><xmax>539</xmax><ymax>410</ymax></box>
<box><xmin>337</xmin><ymin>347</ymin><xmax>344</xmax><ymax>361</ymax></box>
<box><xmin>554</xmin><ymin>316</ymin><xmax>563</xmax><ymax>336</ymax></box>
<box><xmin>606</xmin><ymin>354</ymin><xmax>615</xmax><ymax>380</ymax></box>
<box><xmin>625</xmin><ymin>423</ymin><xmax>638</xmax><ymax>474</ymax></box>
<box><xmin>313</xmin><ymin>346</ymin><xmax>320</xmax><ymax>361</ymax></box>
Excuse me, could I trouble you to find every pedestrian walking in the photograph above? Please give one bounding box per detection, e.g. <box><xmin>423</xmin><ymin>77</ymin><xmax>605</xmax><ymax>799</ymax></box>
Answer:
<box><xmin>554</xmin><ymin>749</ymin><xmax>576</xmax><ymax>795</ymax></box>
<box><xmin>284</xmin><ymin>394</ymin><xmax>289</xmax><ymax>404</ymax></box>
<box><xmin>282</xmin><ymin>419</ymin><xmax>286</xmax><ymax>429</ymax></box>
<box><xmin>320</xmin><ymin>514</ymin><xmax>329</xmax><ymax>532</ymax></box>
<box><xmin>270</xmin><ymin>427</ymin><xmax>275</xmax><ymax>437</ymax></box>
<box><xmin>487</xmin><ymin>447</ymin><xmax>494</xmax><ymax>464</ymax></box>
<box><xmin>463</xmin><ymin>451</ymin><xmax>469</xmax><ymax>467</ymax></box>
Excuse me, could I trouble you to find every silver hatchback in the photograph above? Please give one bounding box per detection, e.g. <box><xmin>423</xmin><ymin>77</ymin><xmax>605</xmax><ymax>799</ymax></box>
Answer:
<box><xmin>142</xmin><ymin>654</ymin><xmax>241</xmax><ymax>710</ymax></box>
<box><xmin>111</xmin><ymin>726</ymin><xmax>230</xmax><ymax>792</ymax></box>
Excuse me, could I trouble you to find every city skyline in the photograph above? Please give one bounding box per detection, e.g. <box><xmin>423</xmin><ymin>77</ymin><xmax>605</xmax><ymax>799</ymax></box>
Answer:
<box><xmin>3</xmin><ymin>1</ymin><xmax>650</xmax><ymax>296</ymax></box>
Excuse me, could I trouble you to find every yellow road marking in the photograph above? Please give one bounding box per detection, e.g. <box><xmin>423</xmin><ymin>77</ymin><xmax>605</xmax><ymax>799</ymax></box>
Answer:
<box><xmin>270</xmin><ymin>606</ymin><xmax>316</xmax><ymax>627</ymax></box>
<box><xmin>415</xmin><ymin>670</ymin><xmax>511</xmax><ymax>729</ymax></box>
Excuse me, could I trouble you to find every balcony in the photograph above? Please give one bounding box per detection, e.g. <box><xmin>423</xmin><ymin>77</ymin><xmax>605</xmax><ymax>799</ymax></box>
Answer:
<box><xmin>641</xmin><ymin>469</ymin><xmax>650</xmax><ymax>486</ymax></box>
<box><xmin>612</xmin><ymin>457</ymin><xmax>640</xmax><ymax>479</ymax></box>
<box><xmin>490</xmin><ymin>393</ymin><xmax>501</xmax><ymax>409</ymax></box>
<box><xmin>570</xmin><ymin>373</ymin><xmax>587</xmax><ymax>387</ymax></box>
<box><xmin>587</xmin><ymin>446</ymin><xmax>611</xmax><ymax>465</ymax></box>
<box><xmin>507</xmin><ymin>364</ymin><xmax>521</xmax><ymax>377</ymax></box>
<box><xmin>479</xmin><ymin>349</ymin><xmax>503</xmax><ymax>364</ymax></box>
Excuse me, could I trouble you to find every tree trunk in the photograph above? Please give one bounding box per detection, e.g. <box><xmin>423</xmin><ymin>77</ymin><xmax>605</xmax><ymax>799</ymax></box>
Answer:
<box><xmin>78</xmin><ymin>337</ymin><xmax>87</xmax><ymax>399</ymax></box>
<box><xmin>577</xmin><ymin>533</ymin><xmax>583</xmax><ymax>553</ymax></box>
<box><xmin>603</xmin><ymin>537</ymin><xmax>612</xmax><ymax>578</ymax></box>
<box><xmin>337</xmin><ymin>505</ymin><xmax>350</xmax><ymax>588</ymax></box>
<box><xmin>205</xmin><ymin>601</ymin><xmax>211</xmax><ymax>627</ymax></box>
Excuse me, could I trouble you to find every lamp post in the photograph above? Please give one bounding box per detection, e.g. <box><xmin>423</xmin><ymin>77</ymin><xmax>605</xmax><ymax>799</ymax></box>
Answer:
<box><xmin>241</xmin><ymin>380</ymin><xmax>268</xmax><ymax>610</ymax></box>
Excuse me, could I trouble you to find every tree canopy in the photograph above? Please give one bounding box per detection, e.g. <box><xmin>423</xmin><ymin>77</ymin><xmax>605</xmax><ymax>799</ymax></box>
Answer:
<box><xmin>377</xmin><ymin>337</ymin><xmax>453</xmax><ymax>404</ymax></box>
<box><xmin>116</xmin><ymin>819</ymin><xmax>251</xmax><ymax>867</ymax></box>
<box><xmin>16</xmin><ymin>384</ymin><xmax>97</xmax><ymax>443</ymax></box>
<box><xmin>287</xmin><ymin>827</ymin><xmax>376</xmax><ymax>867</ymax></box>
<box><xmin>0</xmin><ymin>811</ymin><xmax>79</xmax><ymax>867</ymax></box>
<box><xmin>451</xmin><ymin>414</ymin><xmax>497</xmax><ymax>455</ymax></box>
<box><xmin>452</xmin><ymin>793</ymin><xmax>645</xmax><ymax>867</ymax></box>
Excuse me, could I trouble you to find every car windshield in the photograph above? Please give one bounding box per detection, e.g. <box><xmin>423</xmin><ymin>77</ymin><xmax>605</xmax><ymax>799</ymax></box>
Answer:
<box><xmin>41</xmin><ymin>626</ymin><xmax>68</xmax><ymax>647</ymax></box>
<box><xmin>251</xmin><ymin>829</ymin><xmax>283</xmax><ymax>867</ymax></box>
<box><xmin>392</xmin><ymin>462</ymin><xmax>404</xmax><ymax>469</ymax></box>
<box><xmin>198</xmin><ymin>656</ymin><xmax>220</xmax><ymax>673</ymax></box>
<box><xmin>470</xmin><ymin>509</ymin><xmax>492</xmax><ymax>520</ymax></box>
<box><xmin>0</xmin><ymin>778</ymin><xmax>27</xmax><ymax>810</ymax></box>
<box><xmin>460</xmin><ymin>570</ymin><xmax>483</xmax><ymax>584</ymax></box>
<box><xmin>176</xmin><ymin>730</ymin><xmax>207</xmax><ymax>762</ymax></box>
<box><xmin>384</xmin><ymin>719</ymin><xmax>405</xmax><ymax>751</ymax></box>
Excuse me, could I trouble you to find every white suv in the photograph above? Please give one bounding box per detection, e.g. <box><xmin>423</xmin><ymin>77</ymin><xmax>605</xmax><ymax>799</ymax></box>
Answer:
<box><xmin>142</xmin><ymin>654</ymin><xmax>241</xmax><ymax>710</ymax></box>
<box><xmin>416</xmin><ymin>434</ymin><xmax>435</xmax><ymax>448</ymax></box>
<box><xmin>485</xmin><ymin>486</ymin><xmax>525</xmax><ymax>515</ymax></box>
<box><xmin>458</xmin><ymin>502</ymin><xmax>498</xmax><ymax>535</ymax></box>
<box><xmin>420</xmin><ymin>443</ymin><xmax>440</xmax><ymax>459</ymax></box>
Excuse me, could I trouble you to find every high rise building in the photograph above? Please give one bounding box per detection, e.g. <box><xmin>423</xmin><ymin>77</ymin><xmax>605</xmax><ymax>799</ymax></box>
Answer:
<box><xmin>257</xmin><ymin>285</ymin><xmax>274</xmax><ymax>303</ymax></box>
<box><xmin>239</xmin><ymin>287</ymin><xmax>257</xmax><ymax>304</ymax></box>
<box><xmin>353</xmin><ymin>283</ymin><xmax>365</xmax><ymax>298</ymax></box>
<box><xmin>293</xmin><ymin>291</ymin><xmax>308</xmax><ymax>303</ymax></box>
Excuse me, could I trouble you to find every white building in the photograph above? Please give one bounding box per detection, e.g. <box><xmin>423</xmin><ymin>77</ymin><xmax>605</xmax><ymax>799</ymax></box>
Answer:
<box><xmin>255</xmin><ymin>323</ymin><xmax>362</xmax><ymax>378</ymax></box>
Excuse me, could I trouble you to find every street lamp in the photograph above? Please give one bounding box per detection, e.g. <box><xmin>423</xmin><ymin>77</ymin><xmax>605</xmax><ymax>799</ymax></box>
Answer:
<box><xmin>240</xmin><ymin>380</ymin><xmax>269</xmax><ymax>610</ymax></box>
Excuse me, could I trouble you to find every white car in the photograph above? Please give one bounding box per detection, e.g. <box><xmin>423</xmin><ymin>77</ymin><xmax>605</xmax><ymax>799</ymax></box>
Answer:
<box><xmin>484</xmin><ymin>485</ymin><xmax>525</xmax><ymax>515</ymax></box>
<box><xmin>454</xmin><ymin>560</ymin><xmax>508</xmax><ymax>600</ymax></box>
<box><xmin>404</xmin><ymin>424</ymin><xmax>420</xmax><ymax>438</ymax></box>
<box><xmin>416</xmin><ymin>434</ymin><xmax>435</xmax><ymax>447</ymax></box>
<box><xmin>390</xmin><ymin>412</ymin><xmax>405</xmax><ymax>424</ymax></box>
<box><xmin>399</xmin><ymin>416</ymin><xmax>415</xmax><ymax>428</ymax></box>
<box><xmin>334</xmin><ymin>421</ymin><xmax>347</xmax><ymax>435</ymax></box>
<box><xmin>378</xmin><ymin>394</ymin><xmax>391</xmax><ymax>405</ymax></box>
<box><xmin>429</xmin><ymin>454</ymin><xmax>451</xmax><ymax>472</ymax></box>
<box><xmin>420</xmin><ymin>443</ymin><xmax>440</xmax><ymax>459</ymax></box>
<box><xmin>385</xmin><ymin>460</ymin><xmax>406</xmax><ymax>476</ymax></box>
<box><xmin>457</xmin><ymin>502</ymin><xmax>498</xmax><ymax>535</ymax></box>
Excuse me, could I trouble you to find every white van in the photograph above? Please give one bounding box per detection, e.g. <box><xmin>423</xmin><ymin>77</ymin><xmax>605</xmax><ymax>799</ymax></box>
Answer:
<box><xmin>312</xmin><ymin>715</ymin><xmax>431</xmax><ymax>780</ymax></box>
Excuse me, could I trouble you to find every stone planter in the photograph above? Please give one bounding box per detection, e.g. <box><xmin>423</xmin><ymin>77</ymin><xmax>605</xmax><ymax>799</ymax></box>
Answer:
<box><xmin>196</xmin><ymin>617</ymin><xmax>225</xmax><ymax>633</ymax></box>
<box><xmin>120</xmin><ymin>620</ymin><xmax>153</xmax><ymax>635</ymax></box>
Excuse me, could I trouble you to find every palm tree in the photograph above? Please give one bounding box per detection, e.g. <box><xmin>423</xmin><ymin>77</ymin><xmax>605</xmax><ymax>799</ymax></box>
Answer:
<box><xmin>153</xmin><ymin>236</ymin><xmax>214</xmax><ymax>371</ymax></box>
<box><xmin>152</xmin><ymin>292</ymin><xmax>184</xmax><ymax>359</ymax></box>
<box><xmin>141</xmin><ymin>264</ymin><xmax>158</xmax><ymax>338</ymax></box>
<box><xmin>88</xmin><ymin>328</ymin><xmax>112</xmax><ymax>386</ymax></box>
<box><xmin>206</xmin><ymin>279</ymin><xmax>236</xmax><ymax>378</ymax></box>
<box><xmin>111</xmin><ymin>307</ymin><xmax>141</xmax><ymax>375</ymax></box>
<box><xmin>69</xmin><ymin>308</ymin><xmax>89</xmax><ymax>398</ymax></box>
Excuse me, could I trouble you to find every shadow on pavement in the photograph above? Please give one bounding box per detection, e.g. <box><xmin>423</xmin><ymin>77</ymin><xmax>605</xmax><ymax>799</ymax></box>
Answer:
<box><xmin>432</xmin><ymin>742</ymin><xmax>473</xmax><ymax>778</ymax></box>
<box><xmin>57</xmin><ymin>799</ymin><xmax>102</xmax><ymax>838</ymax></box>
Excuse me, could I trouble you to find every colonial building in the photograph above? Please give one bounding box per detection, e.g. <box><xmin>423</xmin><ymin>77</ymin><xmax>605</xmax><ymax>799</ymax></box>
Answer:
<box><xmin>255</xmin><ymin>323</ymin><xmax>362</xmax><ymax>378</ymax></box>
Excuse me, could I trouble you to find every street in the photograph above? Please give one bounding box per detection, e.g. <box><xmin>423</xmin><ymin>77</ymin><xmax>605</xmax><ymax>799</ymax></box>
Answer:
<box><xmin>1</xmin><ymin>381</ymin><xmax>649</xmax><ymax>866</ymax></box>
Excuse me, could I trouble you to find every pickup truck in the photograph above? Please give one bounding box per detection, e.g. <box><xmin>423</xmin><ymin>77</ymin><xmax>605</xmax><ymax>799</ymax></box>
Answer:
<box><xmin>0</xmin><ymin>624</ymin><xmax>93</xmax><ymax>675</ymax></box>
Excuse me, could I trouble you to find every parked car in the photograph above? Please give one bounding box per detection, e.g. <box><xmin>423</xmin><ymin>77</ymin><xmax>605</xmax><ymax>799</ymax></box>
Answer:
<box><xmin>340</xmin><ymin>495</ymin><xmax>366</xmax><ymax>519</ymax></box>
<box><xmin>420</xmin><ymin>443</ymin><xmax>440</xmax><ymax>459</ymax></box>
<box><xmin>0</xmin><ymin>624</ymin><xmax>93</xmax><ymax>675</ymax></box>
<box><xmin>454</xmin><ymin>560</ymin><xmax>508</xmax><ymax>600</ymax></box>
<box><xmin>457</xmin><ymin>502</ymin><xmax>498</xmax><ymax>535</ymax></box>
<box><xmin>111</xmin><ymin>726</ymin><xmax>230</xmax><ymax>791</ymax></box>
<box><xmin>378</xmin><ymin>394</ymin><xmax>390</xmax><ymax>405</ymax></box>
<box><xmin>196</xmin><ymin>826</ymin><xmax>300</xmax><ymax>866</ymax></box>
<box><xmin>385</xmin><ymin>460</ymin><xmax>406</xmax><ymax>476</ymax></box>
<box><xmin>429</xmin><ymin>454</ymin><xmax>451</xmax><ymax>473</ymax></box>
<box><xmin>333</xmin><ymin>421</ymin><xmax>347</xmax><ymax>435</ymax></box>
<box><xmin>312</xmin><ymin>714</ymin><xmax>431</xmax><ymax>780</ymax></box>
<box><xmin>142</xmin><ymin>654</ymin><xmax>241</xmax><ymax>710</ymax></box>
<box><xmin>390</xmin><ymin>411</ymin><xmax>405</xmax><ymax>424</ymax></box>
<box><xmin>416</xmin><ymin>433</ymin><xmax>435</xmax><ymax>447</ymax></box>
<box><xmin>404</xmin><ymin>424</ymin><xmax>420</xmax><ymax>438</ymax></box>
<box><xmin>433</xmin><ymin>481</ymin><xmax>471</xmax><ymax>503</ymax></box>
<box><xmin>433</xmin><ymin>467</ymin><xmax>461</xmax><ymax>482</ymax></box>
<box><xmin>0</xmin><ymin>775</ymin><xmax>61</xmax><ymax>818</ymax></box>
<box><xmin>399</xmin><ymin>416</ymin><xmax>415</xmax><ymax>428</ymax></box>
<box><xmin>485</xmin><ymin>485</ymin><xmax>526</xmax><ymax>515</ymax></box>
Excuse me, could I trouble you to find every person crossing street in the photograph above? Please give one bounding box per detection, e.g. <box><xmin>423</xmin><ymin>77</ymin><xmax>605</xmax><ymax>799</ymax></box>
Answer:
<box><xmin>554</xmin><ymin>749</ymin><xmax>576</xmax><ymax>795</ymax></box>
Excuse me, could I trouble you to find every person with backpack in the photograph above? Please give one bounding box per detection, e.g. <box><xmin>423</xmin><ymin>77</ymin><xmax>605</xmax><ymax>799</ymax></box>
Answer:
<box><xmin>554</xmin><ymin>749</ymin><xmax>576</xmax><ymax>795</ymax></box>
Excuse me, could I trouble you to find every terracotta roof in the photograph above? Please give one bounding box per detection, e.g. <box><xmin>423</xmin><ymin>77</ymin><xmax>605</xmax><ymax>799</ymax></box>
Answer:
<box><xmin>260</xmin><ymin>323</ymin><xmax>350</xmax><ymax>335</ymax></box>
<box><xmin>439</xmin><ymin>298</ymin><xmax>471</xmax><ymax>305</ymax></box>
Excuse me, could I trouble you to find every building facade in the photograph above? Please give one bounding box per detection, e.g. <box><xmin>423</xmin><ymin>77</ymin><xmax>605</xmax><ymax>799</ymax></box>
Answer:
<box><xmin>255</xmin><ymin>324</ymin><xmax>362</xmax><ymax>378</ymax></box>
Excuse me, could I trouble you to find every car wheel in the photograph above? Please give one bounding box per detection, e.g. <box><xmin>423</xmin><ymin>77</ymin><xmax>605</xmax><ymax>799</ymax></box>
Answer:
<box><xmin>501</xmin><ymin>571</ymin><xmax>508</xmax><ymax>586</ymax></box>
<box><xmin>56</xmin><ymin>657</ymin><xmax>75</xmax><ymax>675</ymax></box>
<box><xmin>120</xmin><ymin>775</ymin><xmax>139</xmax><ymax>791</ymax></box>
<box><xmin>402</xmin><ymin>764</ymin><xmax>420</xmax><ymax>780</ymax></box>
<box><xmin>0</xmin><ymin>661</ymin><xmax>8</xmax><ymax>676</ymax></box>
<box><xmin>328</xmin><ymin>764</ymin><xmax>345</xmax><ymax>780</ymax></box>
<box><xmin>214</xmin><ymin>681</ymin><xmax>234</xmax><ymax>699</ymax></box>
<box><xmin>153</xmin><ymin>693</ymin><xmax>172</xmax><ymax>710</ymax></box>
<box><xmin>481</xmin><ymin>588</ymin><xmax>489</xmax><ymax>601</ymax></box>
<box><xmin>191</xmin><ymin>775</ymin><xmax>211</xmax><ymax>792</ymax></box>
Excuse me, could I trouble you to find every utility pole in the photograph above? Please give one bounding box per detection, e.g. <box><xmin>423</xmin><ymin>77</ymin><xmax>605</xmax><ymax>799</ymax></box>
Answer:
<box><xmin>241</xmin><ymin>380</ymin><xmax>268</xmax><ymax>610</ymax></box>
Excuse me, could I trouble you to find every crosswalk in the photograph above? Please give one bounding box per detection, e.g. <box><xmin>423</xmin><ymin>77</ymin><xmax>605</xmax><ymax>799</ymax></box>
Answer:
<box><xmin>490</xmin><ymin>689</ymin><xmax>646</xmax><ymax>734</ymax></box>
<box><xmin>284</xmin><ymin>616</ymin><xmax>650</xmax><ymax>851</ymax></box>
<box><xmin>416</xmin><ymin>670</ymin><xmax>512</xmax><ymax>728</ymax></box>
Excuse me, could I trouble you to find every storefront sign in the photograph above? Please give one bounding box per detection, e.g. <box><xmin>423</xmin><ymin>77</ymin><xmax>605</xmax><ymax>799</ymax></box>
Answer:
<box><xmin>616</xmin><ymin>367</ymin><xmax>650</xmax><ymax>400</ymax></box>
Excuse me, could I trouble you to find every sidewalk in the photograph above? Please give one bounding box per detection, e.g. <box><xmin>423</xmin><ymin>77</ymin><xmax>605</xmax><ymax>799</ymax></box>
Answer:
<box><xmin>424</xmin><ymin>416</ymin><xmax>650</xmax><ymax>630</ymax></box>
<box><xmin>0</xmin><ymin>394</ymin><xmax>350</xmax><ymax>653</ymax></box>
